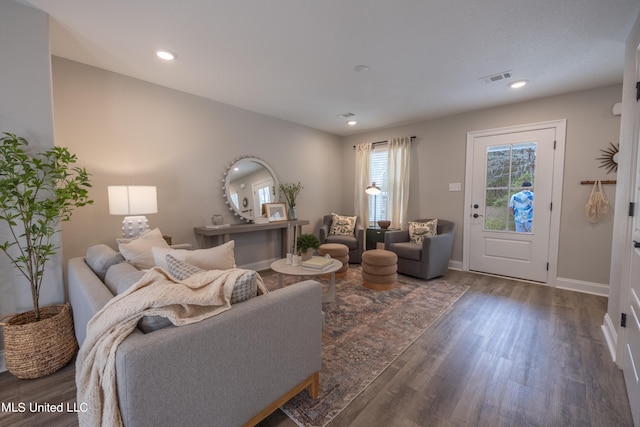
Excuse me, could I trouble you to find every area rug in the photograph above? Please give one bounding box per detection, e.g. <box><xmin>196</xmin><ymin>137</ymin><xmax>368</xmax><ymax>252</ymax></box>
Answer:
<box><xmin>261</xmin><ymin>265</ymin><xmax>469</xmax><ymax>427</ymax></box>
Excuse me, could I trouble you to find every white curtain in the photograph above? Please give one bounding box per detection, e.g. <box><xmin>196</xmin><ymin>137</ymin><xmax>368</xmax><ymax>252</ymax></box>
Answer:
<box><xmin>387</xmin><ymin>137</ymin><xmax>411</xmax><ymax>229</ymax></box>
<box><xmin>354</xmin><ymin>142</ymin><xmax>372</xmax><ymax>227</ymax></box>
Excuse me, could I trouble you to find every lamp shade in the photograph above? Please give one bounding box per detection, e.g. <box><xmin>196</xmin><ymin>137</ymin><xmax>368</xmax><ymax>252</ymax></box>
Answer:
<box><xmin>108</xmin><ymin>186</ymin><xmax>158</xmax><ymax>215</ymax></box>
<box><xmin>365</xmin><ymin>182</ymin><xmax>381</xmax><ymax>195</ymax></box>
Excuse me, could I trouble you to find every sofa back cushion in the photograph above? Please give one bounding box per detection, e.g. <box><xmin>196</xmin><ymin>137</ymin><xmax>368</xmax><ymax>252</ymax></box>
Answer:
<box><xmin>105</xmin><ymin>262</ymin><xmax>145</xmax><ymax>296</ymax></box>
<box><xmin>85</xmin><ymin>244</ymin><xmax>124</xmax><ymax>281</ymax></box>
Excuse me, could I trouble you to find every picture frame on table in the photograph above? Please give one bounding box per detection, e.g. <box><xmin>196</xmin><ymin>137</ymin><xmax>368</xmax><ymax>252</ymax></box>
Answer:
<box><xmin>264</xmin><ymin>202</ymin><xmax>288</xmax><ymax>222</ymax></box>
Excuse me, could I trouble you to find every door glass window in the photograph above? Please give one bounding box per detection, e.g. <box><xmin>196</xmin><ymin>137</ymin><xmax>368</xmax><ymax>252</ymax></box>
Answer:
<box><xmin>257</xmin><ymin>185</ymin><xmax>271</xmax><ymax>206</ymax></box>
<box><xmin>484</xmin><ymin>142</ymin><xmax>536</xmax><ymax>232</ymax></box>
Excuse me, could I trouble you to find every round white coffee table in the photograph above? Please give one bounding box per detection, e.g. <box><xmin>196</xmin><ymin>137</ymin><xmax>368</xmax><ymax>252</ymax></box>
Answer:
<box><xmin>270</xmin><ymin>257</ymin><xmax>342</xmax><ymax>303</ymax></box>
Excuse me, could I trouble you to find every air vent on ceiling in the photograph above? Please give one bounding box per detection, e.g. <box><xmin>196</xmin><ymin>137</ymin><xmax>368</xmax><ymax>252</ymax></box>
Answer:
<box><xmin>337</xmin><ymin>112</ymin><xmax>355</xmax><ymax>119</ymax></box>
<box><xmin>480</xmin><ymin>71</ymin><xmax>513</xmax><ymax>84</ymax></box>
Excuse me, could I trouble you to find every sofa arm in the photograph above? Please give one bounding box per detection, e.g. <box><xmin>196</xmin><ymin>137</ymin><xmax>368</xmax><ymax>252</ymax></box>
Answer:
<box><xmin>423</xmin><ymin>232</ymin><xmax>453</xmax><ymax>253</ymax></box>
<box><xmin>115</xmin><ymin>280</ymin><xmax>323</xmax><ymax>427</ymax></box>
<box><xmin>67</xmin><ymin>257</ymin><xmax>114</xmax><ymax>348</ymax></box>
<box><xmin>422</xmin><ymin>233</ymin><xmax>454</xmax><ymax>277</ymax></box>
<box><xmin>384</xmin><ymin>230</ymin><xmax>410</xmax><ymax>248</ymax></box>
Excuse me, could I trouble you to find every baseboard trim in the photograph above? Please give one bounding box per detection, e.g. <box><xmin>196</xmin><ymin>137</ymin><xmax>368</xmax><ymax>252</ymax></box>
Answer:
<box><xmin>448</xmin><ymin>260</ymin><xmax>463</xmax><ymax>271</ymax></box>
<box><xmin>601</xmin><ymin>313</ymin><xmax>618</xmax><ymax>362</ymax></box>
<box><xmin>555</xmin><ymin>277</ymin><xmax>609</xmax><ymax>297</ymax></box>
<box><xmin>0</xmin><ymin>350</ymin><xmax>6</xmax><ymax>373</ymax></box>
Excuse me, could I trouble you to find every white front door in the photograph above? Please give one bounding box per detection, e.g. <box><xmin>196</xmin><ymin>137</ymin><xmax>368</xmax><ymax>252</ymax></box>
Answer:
<box><xmin>467</xmin><ymin>127</ymin><xmax>557</xmax><ymax>282</ymax></box>
<box><xmin>625</xmin><ymin>234</ymin><xmax>640</xmax><ymax>426</ymax></box>
<box><xmin>623</xmin><ymin>91</ymin><xmax>640</xmax><ymax>425</ymax></box>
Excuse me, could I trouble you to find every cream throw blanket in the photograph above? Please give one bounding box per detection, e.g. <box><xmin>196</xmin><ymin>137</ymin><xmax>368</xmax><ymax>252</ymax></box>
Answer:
<box><xmin>76</xmin><ymin>267</ymin><xmax>267</xmax><ymax>427</ymax></box>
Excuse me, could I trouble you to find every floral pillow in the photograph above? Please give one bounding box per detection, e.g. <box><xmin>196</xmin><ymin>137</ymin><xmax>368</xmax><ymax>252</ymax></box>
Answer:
<box><xmin>329</xmin><ymin>213</ymin><xmax>357</xmax><ymax>236</ymax></box>
<box><xmin>409</xmin><ymin>219</ymin><xmax>438</xmax><ymax>244</ymax></box>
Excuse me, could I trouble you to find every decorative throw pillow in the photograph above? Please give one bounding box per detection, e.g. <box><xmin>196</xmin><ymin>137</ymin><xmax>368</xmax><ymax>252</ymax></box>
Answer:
<box><xmin>118</xmin><ymin>228</ymin><xmax>170</xmax><ymax>269</ymax></box>
<box><xmin>409</xmin><ymin>219</ymin><xmax>438</xmax><ymax>244</ymax></box>
<box><xmin>329</xmin><ymin>213</ymin><xmax>357</xmax><ymax>236</ymax></box>
<box><xmin>166</xmin><ymin>254</ymin><xmax>204</xmax><ymax>280</ymax></box>
<box><xmin>166</xmin><ymin>255</ymin><xmax>258</xmax><ymax>304</ymax></box>
<box><xmin>153</xmin><ymin>240</ymin><xmax>236</xmax><ymax>271</ymax></box>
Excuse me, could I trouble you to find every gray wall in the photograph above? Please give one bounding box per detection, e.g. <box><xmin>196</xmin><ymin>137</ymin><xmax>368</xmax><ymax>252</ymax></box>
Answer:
<box><xmin>54</xmin><ymin>54</ymin><xmax>621</xmax><ymax>287</ymax></box>
<box><xmin>51</xmin><ymin>57</ymin><xmax>343</xmax><ymax>266</ymax></box>
<box><xmin>0</xmin><ymin>1</ymin><xmax>61</xmax><ymax>353</ymax></box>
<box><xmin>341</xmin><ymin>84</ymin><xmax>622</xmax><ymax>286</ymax></box>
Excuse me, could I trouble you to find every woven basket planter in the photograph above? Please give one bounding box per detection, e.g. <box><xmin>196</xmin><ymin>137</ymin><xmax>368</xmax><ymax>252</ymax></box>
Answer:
<box><xmin>1</xmin><ymin>303</ymin><xmax>77</xmax><ymax>379</ymax></box>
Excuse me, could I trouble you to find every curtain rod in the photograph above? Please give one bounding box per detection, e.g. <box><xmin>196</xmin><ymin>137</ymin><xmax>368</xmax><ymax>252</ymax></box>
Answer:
<box><xmin>353</xmin><ymin>136</ymin><xmax>416</xmax><ymax>149</ymax></box>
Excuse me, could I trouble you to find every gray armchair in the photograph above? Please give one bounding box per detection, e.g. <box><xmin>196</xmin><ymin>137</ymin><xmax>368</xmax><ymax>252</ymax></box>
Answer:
<box><xmin>384</xmin><ymin>219</ymin><xmax>455</xmax><ymax>280</ymax></box>
<box><xmin>319</xmin><ymin>214</ymin><xmax>364</xmax><ymax>264</ymax></box>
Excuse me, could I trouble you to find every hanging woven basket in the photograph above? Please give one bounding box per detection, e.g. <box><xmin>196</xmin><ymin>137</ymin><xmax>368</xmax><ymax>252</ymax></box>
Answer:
<box><xmin>0</xmin><ymin>303</ymin><xmax>77</xmax><ymax>379</ymax></box>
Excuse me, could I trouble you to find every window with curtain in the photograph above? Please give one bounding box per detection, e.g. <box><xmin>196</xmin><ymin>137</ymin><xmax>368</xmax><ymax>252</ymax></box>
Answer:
<box><xmin>355</xmin><ymin>136</ymin><xmax>411</xmax><ymax>229</ymax></box>
<box><xmin>369</xmin><ymin>145</ymin><xmax>388</xmax><ymax>226</ymax></box>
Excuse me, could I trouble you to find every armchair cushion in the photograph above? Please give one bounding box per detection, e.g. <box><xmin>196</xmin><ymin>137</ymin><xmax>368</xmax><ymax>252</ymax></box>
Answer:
<box><xmin>329</xmin><ymin>213</ymin><xmax>357</xmax><ymax>236</ymax></box>
<box><xmin>408</xmin><ymin>219</ymin><xmax>438</xmax><ymax>244</ymax></box>
<box><xmin>389</xmin><ymin>242</ymin><xmax>422</xmax><ymax>261</ymax></box>
<box><xmin>325</xmin><ymin>234</ymin><xmax>359</xmax><ymax>250</ymax></box>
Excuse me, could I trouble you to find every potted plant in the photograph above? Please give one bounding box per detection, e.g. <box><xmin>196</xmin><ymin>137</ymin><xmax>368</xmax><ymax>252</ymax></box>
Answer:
<box><xmin>279</xmin><ymin>181</ymin><xmax>303</xmax><ymax>220</ymax></box>
<box><xmin>296</xmin><ymin>233</ymin><xmax>320</xmax><ymax>261</ymax></box>
<box><xmin>0</xmin><ymin>132</ymin><xmax>93</xmax><ymax>379</ymax></box>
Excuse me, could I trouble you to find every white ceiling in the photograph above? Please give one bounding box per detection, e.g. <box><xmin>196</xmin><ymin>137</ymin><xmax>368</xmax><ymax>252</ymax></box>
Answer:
<box><xmin>23</xmin><ymin>0</ymin><xmax>640</xmax><ymax>136</ymax></box>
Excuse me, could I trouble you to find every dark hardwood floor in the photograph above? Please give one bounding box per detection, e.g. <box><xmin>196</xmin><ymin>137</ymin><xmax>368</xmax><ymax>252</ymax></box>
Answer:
<box><xmin>0</xmin><ymin>270</ymin><xmax>633</xmax><ymax>426</ymax></box>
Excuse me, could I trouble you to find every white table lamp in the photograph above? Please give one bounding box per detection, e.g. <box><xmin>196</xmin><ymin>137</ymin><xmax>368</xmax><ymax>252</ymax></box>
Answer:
<box><xmin>108</xmin><ymin>185</ymin><xmax>158</xmax><ymax>238</ymax></box>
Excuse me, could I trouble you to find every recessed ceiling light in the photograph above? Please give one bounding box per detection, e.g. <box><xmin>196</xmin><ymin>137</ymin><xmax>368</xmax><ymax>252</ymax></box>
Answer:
<box><xmin>156</xmin><ymin>49</ymin><xmax>176</xmax><ymax>61</ymax></box>
<box><xmin>354</xmin><ymin>65</ymin><xmax>369</xmax><ymax>72</ymax></box>
<box><xmin>509</xmin><ymin>80</ymin><xmax>528</xmax><ymax>89</ymax></box>
<box><xmin>347</xmin><ymin>120</ymin><xmax>357</xmax><ymax>126</ymax></box>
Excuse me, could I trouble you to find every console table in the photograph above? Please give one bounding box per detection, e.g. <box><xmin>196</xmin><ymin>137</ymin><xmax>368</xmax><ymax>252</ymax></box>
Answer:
<box><xmin>194</xmin><ymin>220</ymin><xmax>309</xmax><ymax>257</ymax></box>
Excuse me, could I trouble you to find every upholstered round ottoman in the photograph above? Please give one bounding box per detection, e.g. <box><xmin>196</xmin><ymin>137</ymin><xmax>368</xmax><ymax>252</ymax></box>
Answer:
<box><xmin>361</xmin><ymin>249</ymin><xmax>398</xmax><ymax>290</ymax></box>
<box><xmin>318</xmin><ymin>243</ymin><xmax>349</xmax><ymax>278</ymax></box>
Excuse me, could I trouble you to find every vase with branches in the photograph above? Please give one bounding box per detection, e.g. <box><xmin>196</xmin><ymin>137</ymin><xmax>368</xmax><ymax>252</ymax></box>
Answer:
<box><xmin>0</xmin><ymin>133</ymin><xmax>93</xmax><ymax>321</ymax></box>
<box><xmin>279</xmin><ymin>181</ymin><xmax>303</xmax><ymax>220</ymax></box>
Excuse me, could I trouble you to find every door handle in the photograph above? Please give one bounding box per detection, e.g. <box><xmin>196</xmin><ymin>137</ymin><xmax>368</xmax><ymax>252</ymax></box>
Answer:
<box><xmin>634</xmin><ymin>240</ymin><xmax>640</xmax><ymax>248</ymax></box>
<box><xmin>473</xmin><ymin>213</ymin><xmax>483</xmax><ymax>218</ymax></box>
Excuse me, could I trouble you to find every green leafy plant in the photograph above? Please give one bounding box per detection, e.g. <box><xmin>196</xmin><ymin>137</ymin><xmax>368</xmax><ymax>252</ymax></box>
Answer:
<box><xmin>0</xmin><ymin>133</ymin><xmax>93</xmax><ymax>320</ymax></box>
<box><xmin>279</xmin><ymin>182</ymin><xmax>303</xmax><ymax>207</ymax></box>
<box><xmin>296</xmin><ymin>233</ymin><xmax>320</xmax><ymax>254</ymax></box>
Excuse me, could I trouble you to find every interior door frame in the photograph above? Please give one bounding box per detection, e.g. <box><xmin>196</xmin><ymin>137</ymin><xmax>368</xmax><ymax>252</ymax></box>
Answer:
<box><xmin>463</xmin><ymin>119</ymin><xmax>567</xmax><ymax>284</ymax></box>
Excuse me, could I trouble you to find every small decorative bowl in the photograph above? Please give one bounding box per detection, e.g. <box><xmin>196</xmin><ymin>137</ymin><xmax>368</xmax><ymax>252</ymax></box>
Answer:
<box><xmin>377</xmin><ymin>220</ymin><xmax>391</xmax><ymax>229</ymax></box>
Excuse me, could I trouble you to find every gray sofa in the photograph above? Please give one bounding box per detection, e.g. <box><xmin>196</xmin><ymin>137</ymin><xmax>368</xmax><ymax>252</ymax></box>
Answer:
<box><xmin>384</xmin><ymin>219</ymin><xmax>456</xmax><ymax>280</ymax></box>
<box><xmin>67</xmin><ymin>244</ymin><xmax>323</xmax><ymax>427</ymax></box>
